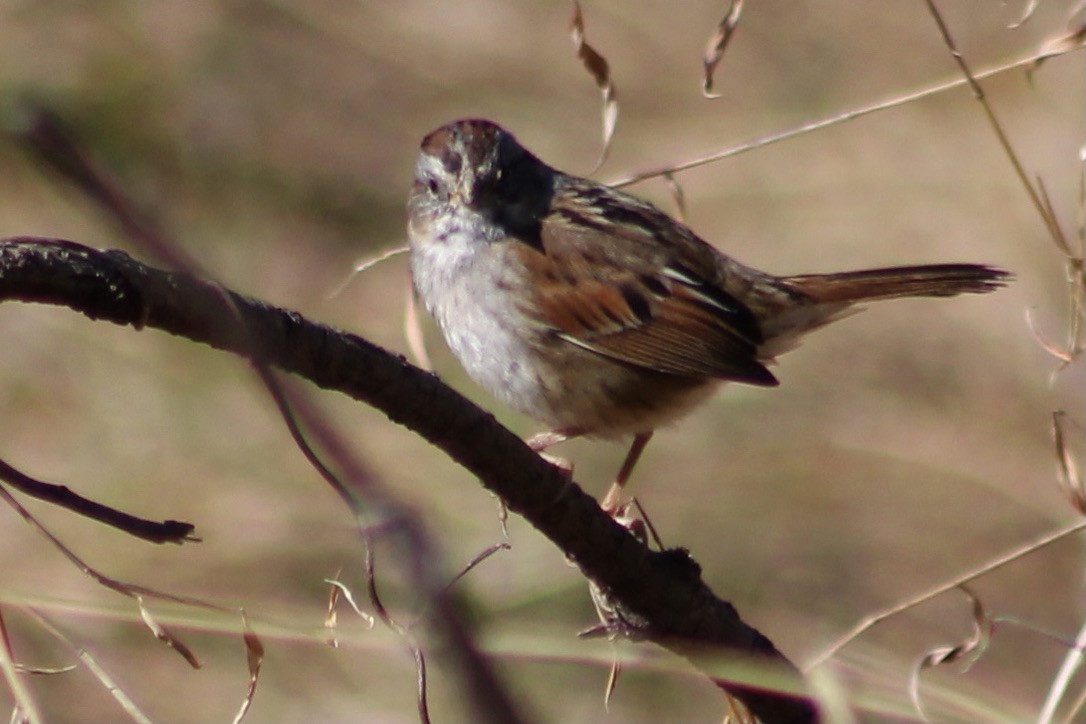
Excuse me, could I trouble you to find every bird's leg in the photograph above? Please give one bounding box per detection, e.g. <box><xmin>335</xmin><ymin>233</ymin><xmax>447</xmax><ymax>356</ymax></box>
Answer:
<box><xmin>525</xmin><ymin>428</ymin><xmax>584</xmax><ymax>477</ymax></box>
<box><xmin>524</xmin><ymin>428</ymin><xmax>586</xmax><ymax>510</ymax></box>
<box><xmin>601</xmin><ymin>431</ymin><xmax>654</xmax><ymax>515</ymax></box>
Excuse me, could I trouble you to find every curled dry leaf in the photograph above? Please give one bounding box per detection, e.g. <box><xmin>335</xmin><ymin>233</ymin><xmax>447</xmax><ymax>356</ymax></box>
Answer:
<box><xmin>1053</xmin><ymin>411</ymin><xmax>1086</xmax><ymax>515</ymax></box>
<box><xmin>405</xmin><ymin>280</ymin><xmax>432</xmax><ymax>371</ymax></box>
<box><xmin>138</xmin><ymin>599</ymin><xmax>201</xmax><ymax>669</ymax></box>
<box><xmin>1030</xmin><ymin>19</ymin><xmax>1086</xmax><ymax>71</ymax></box>
<box><xmin>17</xmin><ymin>664</ymin><xmax>76</xmax><ymax>675</ymax></box>
<box><xmin>909</xmin><ymin>586</ymin><xmax>993</xmax><ymax>721</ymax></box>
<box><xmin>603</xmin><ymin>657</ymin><xmax>619</xmax><ymax>711</ymax></box>
<box><xmin>231</xmin><ymin>611</ymin><xmax>264</xmax><ymax>724</ymax></box>
<box><xmin>324</xmin><ymin>579</ymin><xmax>376</xmax><ymax>629</ymax></box>
<box><xmin>325</xmin><ymin>577</ymin><xmax>341</xmax><ymax>648</ymax></box>
<box><xmin>1007</xmin><ymin>0</ymin><xmax>1040</xmax><ymax>28</ymax></box>
<box><xmin>569</xmin><ymin>0</ymin><xmax>618</xmax><ymax>170</ymax></box>
<box><xmin>1026</xmin><ymin>307</ymin><xmax>1077</xmax><ymax>365</ymax></box>
<box><xmin>1023</xmin><ymin>171</ymin><xmax>1085</xmax><ymax>370</ymax></box>
<box><xmin>702</xmin><ymin>0</ymin><xmax>745</xmax><ymax>98</ymax></box>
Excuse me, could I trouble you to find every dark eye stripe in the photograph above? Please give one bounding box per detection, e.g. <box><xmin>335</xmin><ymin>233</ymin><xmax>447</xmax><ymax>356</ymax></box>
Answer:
<box><xmin>440</xmin><ymin>146</ymin><xmax>462</xmax><ymax>176</ymax></box>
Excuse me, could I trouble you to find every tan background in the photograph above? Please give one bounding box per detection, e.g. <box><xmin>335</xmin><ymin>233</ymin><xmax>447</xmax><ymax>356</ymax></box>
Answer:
<box><xmin>0</xmin><ymin>1</ymin><xmax>1082</xmax><ymax>722</ymax></box>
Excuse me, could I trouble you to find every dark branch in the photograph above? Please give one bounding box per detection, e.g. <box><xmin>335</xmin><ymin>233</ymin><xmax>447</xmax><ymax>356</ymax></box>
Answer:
<box><xmin>0</xmin><ymin>457</ymin><xmax>196</xmax><ymax>544</ymax></box>
<box><xmin>0</xmin><ymin>236</ymin><xmax>817</xmax><ymax>724</ymax></box>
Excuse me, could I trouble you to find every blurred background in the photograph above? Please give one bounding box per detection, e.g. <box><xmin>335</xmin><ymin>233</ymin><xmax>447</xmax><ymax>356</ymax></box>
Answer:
<box><xmin>0</xmin><ymin>1</ymin><xmax>1082</xmax><ymax>722</ymax></box>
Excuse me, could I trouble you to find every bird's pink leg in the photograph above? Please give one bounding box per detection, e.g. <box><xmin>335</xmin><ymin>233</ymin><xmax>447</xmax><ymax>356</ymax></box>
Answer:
<box><xmin>601</xmin><ymin>431</ymin><xmax>654</xmax><ymax>515</ymax></box>
<box><xmin>526</xmin><ymin>428</ymin><xmax>585</xmax><ymax>476</ymax></box>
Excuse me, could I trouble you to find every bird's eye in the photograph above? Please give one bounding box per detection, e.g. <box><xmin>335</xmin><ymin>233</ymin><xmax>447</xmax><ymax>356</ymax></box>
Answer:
<box><xmin>426</xmin><ymin>178</ymin><xmax>439</xmax><ymax>195</ymax></box>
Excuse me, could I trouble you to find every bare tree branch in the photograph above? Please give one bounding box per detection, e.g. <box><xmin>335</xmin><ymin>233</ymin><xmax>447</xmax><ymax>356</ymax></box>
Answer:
<box><xmin>6</xmin><ymin>105</ymin><xmax>526</xmax><ymax>724</ymax></box>
<box><xmin>0</xmin><ymin>457</ymin><xmax>195</xmax><ymax>544</ymax></box>
<box><xmin>0</xmin><ymin>236</ymin><xmax>817</xmax><ymax>724</ymax></box>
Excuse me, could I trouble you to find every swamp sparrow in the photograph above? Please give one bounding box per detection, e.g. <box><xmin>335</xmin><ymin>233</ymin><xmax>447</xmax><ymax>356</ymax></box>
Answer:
<box><xmin>407</xmin><ymin>119</ymin><xmax>1009</xmax><ymax>512</ymax></box>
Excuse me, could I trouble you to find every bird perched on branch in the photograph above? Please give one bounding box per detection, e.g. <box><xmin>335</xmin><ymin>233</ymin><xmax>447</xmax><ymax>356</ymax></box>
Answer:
<box><xmin>407</xmin><ymin>119</ymin><xmax>1011</xmax><ymax>512</ymax></box>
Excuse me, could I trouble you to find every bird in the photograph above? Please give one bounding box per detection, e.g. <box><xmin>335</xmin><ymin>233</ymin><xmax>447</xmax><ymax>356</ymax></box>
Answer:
<box><xmin>406</xmin><ymin>118</ymin><xmax>1010</xmax><ymax>513</ymax></box>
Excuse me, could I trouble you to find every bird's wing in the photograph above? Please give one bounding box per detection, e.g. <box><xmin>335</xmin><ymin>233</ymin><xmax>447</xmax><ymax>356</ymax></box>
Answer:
<box><xmin>515</xmin><ymin>198</ymin><xmax>778</xmax><ymax>386</ymax></box>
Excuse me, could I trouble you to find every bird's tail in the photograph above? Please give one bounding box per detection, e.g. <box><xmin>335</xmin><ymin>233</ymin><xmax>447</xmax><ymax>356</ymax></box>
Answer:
<box><xmin>781</xmin><ymin>264</ymin><xmax>1011</xmax><ymax>303</ymax></box>
<box><xmin>756</xmin><ymin>263</ymin><xmax>1011</xmax><ymax>358</ymax></box>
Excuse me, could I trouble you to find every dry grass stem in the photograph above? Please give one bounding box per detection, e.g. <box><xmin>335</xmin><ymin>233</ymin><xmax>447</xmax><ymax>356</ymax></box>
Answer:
<box><xmin>358</xmin><ymin>528</ymin><xmax>431</xmax><ymax>724</ymax></box>
<box><xmin>0</xmin><ymin>607</ymin><xmax>41</xmax><ymax>724</ymax></box>
<box><xmin>1037</xmin><ymin>616</ymin><xmax>1086</xmax><ymax>724</ymax></box>
<box><xmin>807</xmin><ymin>519</ymin><xmax>1086</xmax><ymax>669</ymax></box>
<box><xmin>446</xmin><ymin>543</ymin><xmax>512</xmax><ymax>592</ymax></box>
<box><xmin>609</xmin><ymin>40</ymin><xmax>1084</xmax><ymax>188</ymax></box>
<box><xmin>923</xmin><ymin>0</ymin><xmax>1074</xmax><ymax>250</ymax></box>
<box><xmin>25</xmin><ymin>609</ymin><xmax>153</xmax><ymax>724</ymax></box>
<box><xmin>326</xmin><ymin>245</ymin><xmax>434</xmax><ymax>373</ymax></box>
<box><xmin>1052</xmin><ymin>411</ymin><xmax>1085</xmax><ymax>514</ymax></box>
<box><xmin>327</xmin><ymin>245</ymin><xmax>409</xmax><ymax>300</ymax></box>
<box><xmin>662</xmin><ymin>172</ymin><xmax>687</xmax><ymax>223</ymax></box>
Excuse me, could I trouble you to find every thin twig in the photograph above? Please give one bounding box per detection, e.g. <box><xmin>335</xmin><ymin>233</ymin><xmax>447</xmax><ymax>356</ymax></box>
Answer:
<box><xmin>0</xmin><ymin>457</ymin><xmax>195</xmax><ymax>544</ymax></box>
<box><xmin>363</xmin><ymin>531</ymin><xmax>431</xmax><ymax>724</ymax></box>
<box><xmin>922</xmin><ymin>0</ymin><xmax>1068</xmax><ymax>248</ymax></box>
<box><xmin>806</xmin><ymin>520</ymin><xmax>1086</xmax><ymax>669</ymax></box>
<box><xmin>446</xmin><ymin>543</ymin><xmax>513</xmax><ymax>592</ymax></box>
<box><xmin>609</xmin><ymin>42</ymin><xmax>1084</xmax><ymax>188</ymax></box>
<box><xmin>0</xmin><ymin>478</ymin><xmax>263</xmax><ymax>677</ymax></box>
<box><xmin>327</xmin><ymin>246</ymin><xmax>409</xmax><ymax>300</ymax></box>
